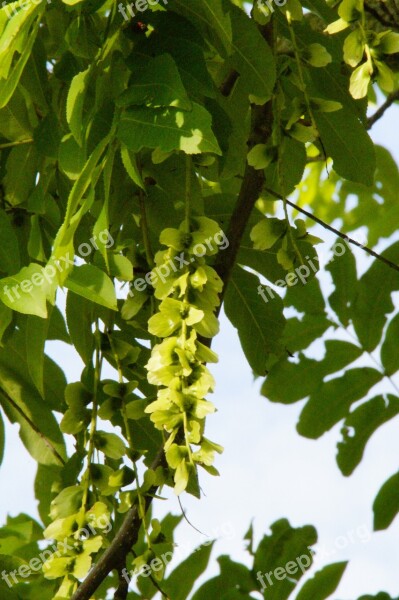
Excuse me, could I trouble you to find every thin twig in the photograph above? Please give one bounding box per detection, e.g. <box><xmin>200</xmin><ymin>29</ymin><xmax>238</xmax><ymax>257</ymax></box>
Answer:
<box><xmin>178</xmin><ymin>497</ymin><xmax>206</xmax><ymax>536</ymax></box>
<box><xmin>265</xmin><ymin>187</ymin><xmax>399</xmax><ymax>273</ymax></box>
<box><xmin>367</xmin><ymin>89</ymin><xmax>399</xmax><ymax>129</ymax></box>
<box><xmin>0</xmin><ymin>139</ymin><xmax>33</xmax><ymax>150</ymax></box>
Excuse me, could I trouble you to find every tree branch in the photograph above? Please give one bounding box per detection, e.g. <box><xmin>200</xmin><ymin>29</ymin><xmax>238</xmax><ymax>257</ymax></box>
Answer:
<box><xmin>367</xmin><ymin>89</ymin><xmax>399</xmax><ymax>129</ymax></box>
<box><xmin>72</xmin><ymin>444</ymin><xmax>166</xmax><ymax>599</ymax></box>
<box><xmin>72</xmin><ymin>20</ymin><xmax>275</xmax><ymax>600</ymax></box>
<box><xmin>265</xmin><ymin>188</ymin><xmax>399</xmax><ymax>273</ymax></box>
<box><xmin>214</xmin><ymin>102</ymin><xmax>273</xmax><ymax>306</ymax></box>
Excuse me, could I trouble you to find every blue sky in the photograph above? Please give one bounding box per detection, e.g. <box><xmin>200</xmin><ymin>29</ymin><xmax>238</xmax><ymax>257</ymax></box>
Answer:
<box><xmin>1</xmin><ymin>105</ymin><xmax>399</xmax><ymax>598</ymax></box>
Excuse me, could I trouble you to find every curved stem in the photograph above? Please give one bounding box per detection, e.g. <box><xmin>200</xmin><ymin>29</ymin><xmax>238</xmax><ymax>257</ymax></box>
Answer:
<box><xmin>80</xmin><ymin>325</ymin><xmax>101</xmax><ymax>519</ymax></box>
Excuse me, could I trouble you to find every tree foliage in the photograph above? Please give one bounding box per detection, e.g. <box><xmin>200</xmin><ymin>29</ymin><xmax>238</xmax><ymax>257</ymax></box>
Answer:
<box><xmin>0</xmin><ymin>0</ymin><xmax>399</xmax><ymax>598</ymax></box>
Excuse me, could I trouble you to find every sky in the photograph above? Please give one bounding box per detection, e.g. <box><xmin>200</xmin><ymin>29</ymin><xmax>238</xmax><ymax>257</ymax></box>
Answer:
<box><xmin>0</xmin><ymin>105</ymin><xmax>399</xmax><ymax>599</ymax></box>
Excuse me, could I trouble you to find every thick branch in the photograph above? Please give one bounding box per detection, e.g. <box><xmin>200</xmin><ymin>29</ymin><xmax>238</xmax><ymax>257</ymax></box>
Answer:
<box><xmin>214</xmin><ymin>101</ymin><xmax>273</xmax><ymax>305</ymax></box>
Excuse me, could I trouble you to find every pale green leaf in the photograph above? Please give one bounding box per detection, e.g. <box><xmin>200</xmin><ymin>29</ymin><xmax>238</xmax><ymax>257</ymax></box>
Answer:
<box><xmin>64</xmin><ymin>265</ymin><xmax>117</xmax><ymax>311</ymax></box>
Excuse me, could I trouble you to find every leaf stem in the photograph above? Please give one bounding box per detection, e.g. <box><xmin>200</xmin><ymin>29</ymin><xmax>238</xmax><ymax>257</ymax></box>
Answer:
<box><xmin>0</xmin><ymin>139</ymin><xmax>33</xmax><ymax>150</ymax></box>
<box><xmin>80</xmin><ymin>322</ymin><xmax>102</xmax><ymax>517</ymax></box>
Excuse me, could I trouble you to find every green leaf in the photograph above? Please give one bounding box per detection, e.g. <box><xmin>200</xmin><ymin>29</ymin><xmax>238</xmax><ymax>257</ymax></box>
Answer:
<box><xmin>26</xmin><ymin>314</ymin><xmax>50</xmax><ymax>396</ymax></box>
<box><xmin>353</xmin><ymin>242</ymin><xmax>399</xmax><ymax>351</ymax></box>
<box><xmin>313</xmin><ymin>108</ymin><xmax>375</xmax><ymax>185</ymax></box>
<box><xmin>349</xmin><ymin>62</ymin><xmax>371</xmax><ymax>99</ymax></box>
<box><xmin>304</xmin><ymin>43</ymin><xmax>332</xmax><ymax>67</ymax></box>
<box><xmin>50</xmin><ymin>485</ymin><xmax>83</xmax><ymax>520</ymax></box>
<box><xmin>295</xmin><ymin>562</ymin><xmax>348</xmax><ymax>600</ymax></box>
<box><xmin>117</xmin><ymin>54</ymin><xmax>191</xmax><ymax>111</ymax></box>
<box><xmin>224</xmin><ymin>266</ymin><xmax>285</xmax><ymax>376</ymax></box>
<box><xmin>250</xmin><ymin>218</ymin><xmax>286</xmax><ymax>250</ymax></box>
<box><xmin>263</xmin><ymin>355</ymin><xmax>325</xmax><ymax>404</ymax></box>
<box><xmin>0</xmin><ymin>410</ymin><xmax>4</xmax><ymax>467</ymax></box>
<box><xmin>265</xmin><ymin>136</ymin><xmax>307</xmax><ymax>196</ymax></box>
<box><xmin>0</xmin><ymin>347</ymin><xmax>66</xmax><ymax>465</ymax></box>
<box><xmin>337</xmin><ymin>395</ymin><xmax>399</xmax><ymax>476</ymax></box>
<box><xmin>171</xmin><ymin>0</ymin><xmax>232</xmax><ymax>56</ymax></box>
<box><xmin>326</xmin><ymin>241</ymin><xmax>357</xmax><ymax>326</ymax></box>
<box><xmin>0</xmin><ymin>209</ymin><xmax>20</xmax><ymax>275</ymax></box>
<box><xmin>285</xmin><ymin>277</ymin><xmax>325</xmax><ymax>316</ymax></box>
<box><xmin>0</xmin><ymin>263</ymin><xmax>55</xmax><ymax>318</ymax></box>
<box><xmin>253</xmin><ymin>519</ymin><xmax>317</xmax><ymax>600</ymax></box>
<box><xmin>343</xmin><ymin>29</ymin><xmax>364</xmax><ymax>67</ymax></box>
<box><xmin>64</xmin><ymin>265</ymin><xmax>117</xmax><ymax>311</ymax></box>
<box><xmin>225</xmin><ymin>5</ymin><xmax>276</xmax><ymax>103</ymax></box>
<box><xmin>66</xmin><ymin>292</ymin><xmax>94</xmax><ymax>365</ymax></box>
<box><xmin>120</xmin><ymin>145</ymin><xmax>145</xmax><ymax>189</ymax></box>
<box><xmin>0</xmin><ymin>303</ymin><xmax>12</xmax><ymax>345</ymax></box>
<box><xmin>4</xmin><ymin>144</ymin><xmax>40</xmax><ymax>207</ymax></box>
<box><xmin>379</xmin><ymin>32</ymin><xmax>399</xmax><ymax>55</ymax></box>
<box><xmin>0</xmin><ymin>4</ymin><xmax>44</xmax><ymax>108</ymax></box>
<box><xmin>94</xmin><ymin>431</ymin><xmax>126</xmax><ymax>459</ymax></box>
<box><xmin>118</xmin><ymin>103</ymin><xmax>221</xmax><ymax>156</ymax></box>
<box><xmin>247</xmin><ymin>144</ymin><xmax>273</xmax><ymax>170</ymax></box>
<box><xmin>262</xmin><ymin>340</ymin><xmax>361</xmax><ymax>404</ymax></box>
<box><xmin>48</xmin><ymin>306</ymin><xmax>71</xmax><ymax>344</ymax></box>
<box><xmin>381</xmin><ymin>314</ymin><xmax>399</xmax><ymax>376</ymax></box>
<box><xmin>0</xmin><ymin>88</ymin><xmax>34</xmax><ymax>141</ymax></box>
<box><xmin>35</xmin><ymin>464</ymin><xmax>63</xmax><ymax>526</ymax></box>
<box><xmin>66</xmin><ymin>68</ymin><xmax>90</xmax><ymax>145</ymax></box>
<box><xmin>192</xmin><ymin>555</ymin><xmax>253</xmax><ymax>600</ymax></box>
<box><xmin>297</xmin><ymin>368</ymin><xmax>383</xmax><ymax>439</ymax></box>
<box><xmin>59</xmin><ymin>133</ymin><xmax>86</xmax><ymax>180</ymax></box>
<box><xmin>373</xmin><ymin>471</ymin><xmax>399</xmax><ymax>531</ymax></box>
<box><xmin>162</xmin><ymin>542</ymin><xmax>214</xmax><ymax>600</ymax></box>
<box><xmin>282</xmin><ymin>314</ymin><xmax>332</xmax><ymax>353</ymax></box>
<box><xmin>53</xmin><ymin>135</ymin><xmax>110</xmax><ymax>268</ymax></box>
<box><xmin>33</xmin><ymin>112</ymin><xmax>61</xmax><ymax>159</ymax></box>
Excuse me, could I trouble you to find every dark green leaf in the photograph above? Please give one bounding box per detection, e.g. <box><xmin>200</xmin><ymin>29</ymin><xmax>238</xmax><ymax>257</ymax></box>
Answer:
<box><xmin>373</xmin><ymin>471</ymin><xmax>399</xmax><ymax>531</ymax></box>
<box><xmin>337</xmin><ymin>395</ymin><xmax>399</xmax><ymax>476</ymax></box>
<box><xmin>224</xmin><ymin>266</ymin><xmax>286</xmax><ymax>375</ymax></box>
<box><xmin>295</xmin><ymin>562</ymin><xmax>348</xmax><ymax>600</ymax></box>
<box><xmin>162</xmin><ymin>542</ymin><xmax>214</xmax><ymax>600</ymax></box>
<box><xmin>298</xmin><ymin>368</ymin><xmax>383</xmax><ymax>439</ymax></box>
<box><xmin>381</xmin><ymin>313</ymin><xmax>399</xmax><ymax>376</ymax></box>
